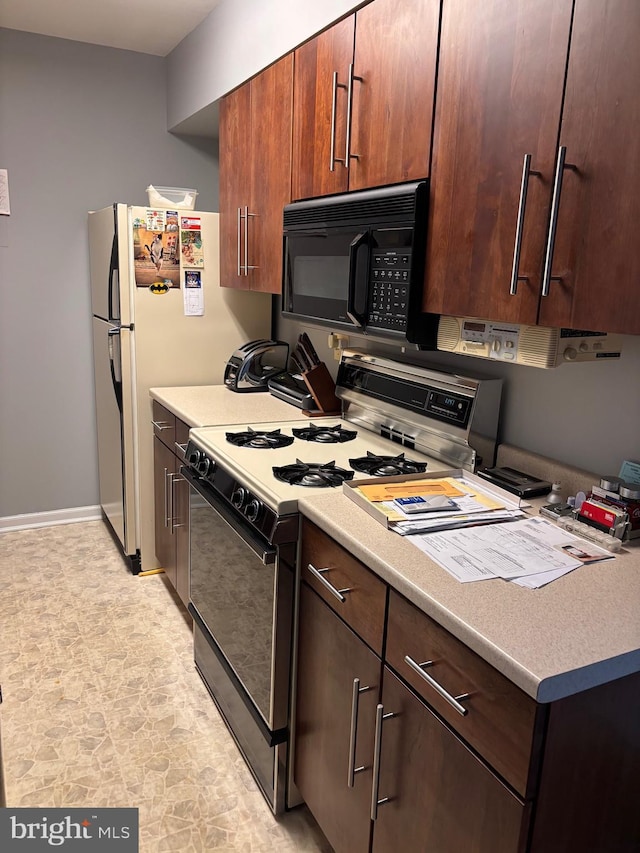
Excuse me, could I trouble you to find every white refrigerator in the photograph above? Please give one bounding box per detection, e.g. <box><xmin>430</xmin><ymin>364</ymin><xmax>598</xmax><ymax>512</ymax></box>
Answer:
<box><xmin>89</xmin><ymin>204</ymin><xmax>272</xmax><ymax>572</ymax></box>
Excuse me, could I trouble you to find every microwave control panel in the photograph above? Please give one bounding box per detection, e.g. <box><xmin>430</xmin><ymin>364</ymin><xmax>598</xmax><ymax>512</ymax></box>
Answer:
<box><xmin>368</xmin><ymin>250</ymin><xmax>411</xmax><ymax>332</ymax></box>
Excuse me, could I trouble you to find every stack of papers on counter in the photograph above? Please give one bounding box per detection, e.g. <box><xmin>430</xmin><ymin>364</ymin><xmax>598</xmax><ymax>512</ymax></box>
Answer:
<box><xmin>352</xmin><ymin>475</ymin><xmax>615</xmax><ymax>588</ymax></box>
<box><xmin>411</xmin><ymin>516</ymin><xmax>615</xmax><ymax>587</ymax></box>
<box><xmin>355</xmin><ymin>475</ymin><xmax>525</xmax><ymax>535</ymax></box>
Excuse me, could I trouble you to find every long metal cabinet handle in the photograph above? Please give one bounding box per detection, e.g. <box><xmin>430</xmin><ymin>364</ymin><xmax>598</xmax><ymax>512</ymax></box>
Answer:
<box><xmin>347</xmin><ymin>678</ymin><xmax>371</xmax><ymax>787</ymax></box>
<box><xmin>370</xmin><ymin>703</ymin><xmax>394</xmax><ymax>820</ymax></box>
<box><xmin>510</xmin><ymin>154</ymin><xmax>540</xmax><ymax>295</ymax></box>
<box><xmin>329</xmin><ymin>71</ymin><xmax>339</xmax><ymax>172</ymax></box>
<box><xmin>542</xmin><ymin>145</ymin><xmax>573</xmax><ymax>296</ymax></box>
<box><xmin>152</xmin><ymin>420</ymin><xmax>171</xmax><ymax>431</ymax></box>
<box><xmin>237</xmin><ymin>207</ymin><xmax>242</xmax><ymax>276</ymax></box>
<box><xmin>307</xmin><ymin>563</ymin><xmax>351</xmax><ymax>603</ymax></box>
<box><xmin>163</xmin><ymin>467</ymin><xmax>170</xmax><ymax>528</ymax></box>
<box><xmin>245</xmin><ymin>209</ymin><xmax>258</xmax><ymax>271</ymax></box>
<box><xmin>344</xmin><ymin>63</ymin><xmax>362</xmax><ymax>168</ymax></box>
<box><xmin>169</xmin><ymin>473</ymin><xmax>185</xmax><ymax>532</ymax></box>
<box><xmin>404</xmin><ymin>655</ymin><xmax>470</xmax><ymax>716</ymax></box>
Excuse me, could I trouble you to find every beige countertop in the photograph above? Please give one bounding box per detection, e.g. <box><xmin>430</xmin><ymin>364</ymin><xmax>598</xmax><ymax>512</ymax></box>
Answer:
<box><xmin>148</xmin><ymin>386</ymin><xmax>640</xmax><ymax>704</ymax></box>
<box><xmin>298</xmin><ymin>490</ymin><xmax>640</xmax><ymax>703</ymax></box>
<box><xmin>150</xmin><ymin>384</ymin><xmax>307</xmax><ymax>427</ymax></box>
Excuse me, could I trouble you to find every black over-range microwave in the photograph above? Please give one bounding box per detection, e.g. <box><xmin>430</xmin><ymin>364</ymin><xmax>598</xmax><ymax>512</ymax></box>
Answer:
<box><xmin>282</xmin><ymin>181</ymin><xmax>438</xmax><ymax>345</ymax></box>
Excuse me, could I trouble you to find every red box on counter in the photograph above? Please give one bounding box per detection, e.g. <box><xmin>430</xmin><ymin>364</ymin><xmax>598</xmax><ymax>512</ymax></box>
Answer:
<box><xmin>578</xmin><ymin>499</ymin><xmax>625</xmax><ymax>530</ymax></box>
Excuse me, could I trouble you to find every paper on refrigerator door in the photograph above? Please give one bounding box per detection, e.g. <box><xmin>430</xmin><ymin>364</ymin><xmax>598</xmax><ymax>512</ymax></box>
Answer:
<box><xmin>183</xmin><ymin>270</ymin><xmax>204</xmax><ymax>315</ymax></box>
<box><xmin>0</xmin><ymin>170</ymin><xmax>10</xmax><ymax>215</ymax></box>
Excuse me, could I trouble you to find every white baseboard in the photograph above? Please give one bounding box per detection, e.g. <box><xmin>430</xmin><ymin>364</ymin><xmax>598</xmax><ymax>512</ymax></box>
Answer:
<box><xmin>0</xmin><ymin>505</ymin><xmax>102</xmax><ymax>533</ymax></box>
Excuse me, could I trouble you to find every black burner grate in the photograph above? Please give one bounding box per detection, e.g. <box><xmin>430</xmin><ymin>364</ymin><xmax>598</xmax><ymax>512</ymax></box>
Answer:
<box><xmin>349</xmin><ymin>451</ymin><xmax>428</xmax><ymax>477</ymax></box>
<box><xmin>292</xmin><ymin>424</ymin><xmax>358</xmax><ymax>444</ymax></box>
<box><xmin>225</xmin><ymin>428</ymin><xmax>294</xmax><ymax>449</ymax></box>
<box><xmin>273</xmin><ymin>460</ymin><xmax>354</xmax><ymax>488</ymax></box>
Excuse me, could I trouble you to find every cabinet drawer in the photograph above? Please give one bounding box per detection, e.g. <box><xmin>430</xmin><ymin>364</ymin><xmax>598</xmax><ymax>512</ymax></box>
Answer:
<box><xmin>301</xmin><ymin>519</ymin><xmax>387</xmax><ymax>656</ymax></box>
<box><xmin>386</xmin><ymin>590</ymin><xmax>540</xmax><ymax>797</ymax></box>
<box><xmin>175</xmin><ymin>418</ymin><xmax>189</xmax><ymax>461</ymax></box>
<box><xmin>152</xmin><ymin>400</ymin><xmax>176</xmax><ymax>449</ymax></box>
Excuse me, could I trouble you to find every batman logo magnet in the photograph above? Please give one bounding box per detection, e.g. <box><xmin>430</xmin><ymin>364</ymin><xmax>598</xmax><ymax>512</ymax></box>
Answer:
<box><xmin>149</xmin><ymin>280</ymin><xmax>170</xmax><ymax>294</ymax></box>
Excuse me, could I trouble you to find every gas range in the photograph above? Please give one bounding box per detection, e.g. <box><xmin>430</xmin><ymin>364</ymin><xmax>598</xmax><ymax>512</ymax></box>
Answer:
<box><xmin>187</xmin><ymin>417</ymin><xmax>442</xmax><ymax>520</ymax></box>
<box><xmin>184</xmin><ymin>349</ymin><xmax>503</xmax><ymax>541</ymax></box>
<box><xmin>183</xmin><ymin>349</ymin><xmax>503</xmax><ymax>815</ymax></box>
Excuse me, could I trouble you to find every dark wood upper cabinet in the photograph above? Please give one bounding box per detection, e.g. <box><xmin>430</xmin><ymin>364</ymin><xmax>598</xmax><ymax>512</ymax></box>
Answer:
<box><xmin>292</xmin><ymin>0</ymin><xmax>439</xmax><ymax>200</ymax></box>
<box><xmin>349</xmin><ymin>0</ymin><xmax>438</xmax><ymax>192</ymax></box>
<box><xmin>292</xmin><ymin>16</ymin><xmax>354</xmax><ymax>200</ymax></box>
<box><xmin>537</xmin><ymin>0</ymin><xmax>640</xmax><ymax>334</ymax></box>
<box><xmin>423</xmin><ymin>0</ymin><xmax>573</xmax><ymax>325</ymax></box>
<box><xmin>219</xmin><ymin>82</ymin><xmax>252</xmax><ymax>290</ymax></box>
<box><xmin>422</xmin><ymin>0</ymin><xmax>640</xmax><ymax>335</ymax></box>
<box><xmin>219</xmin><ymin>54</ymin><xmax>293</xmax><ymax>293</ymax></box>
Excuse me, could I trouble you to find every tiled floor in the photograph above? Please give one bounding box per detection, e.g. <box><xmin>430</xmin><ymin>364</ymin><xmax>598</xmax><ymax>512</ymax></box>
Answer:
<box><xmin>0</xmin><ymin>521</ymin><xmax>332</xmax><ymax>852</ymax></box>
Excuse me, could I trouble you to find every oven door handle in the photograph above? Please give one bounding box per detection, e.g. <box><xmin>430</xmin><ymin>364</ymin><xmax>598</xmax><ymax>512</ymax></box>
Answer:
<box><xmin>181</xmin><ymin>467</ymin><xmax>277</xmax><ymax>565</ymax></box>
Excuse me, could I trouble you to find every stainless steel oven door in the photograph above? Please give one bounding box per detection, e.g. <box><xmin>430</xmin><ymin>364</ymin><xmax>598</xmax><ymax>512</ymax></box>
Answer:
<box><xmin>184</xmin><ymin>470</ymin><xmax>293</xmax><ymax>735</ymax></box>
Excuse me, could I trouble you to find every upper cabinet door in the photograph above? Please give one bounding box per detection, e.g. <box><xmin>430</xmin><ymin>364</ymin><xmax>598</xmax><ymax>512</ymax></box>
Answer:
<box><xmin>423</xmin><ymin>0</ymin><xmax>573</xmax><ymax>324</ymax></box>
<box><xmin>292</xmin><ymin>16</ymin><xmax>355</xmax><ymax>200</ymax></box>
<box><xmin>349</xmin><ymin>0</ymin><xmax>439</xmax><ymax>191</ymax></box>
<box><xmin>250</xmin><ymin>54</ymin><xmax>294</xmax><ymax>294</ymax></box>
<box><xmin>219</xmin><ymin>82</ymin><xmax>252</xmax><ymax>289</ymax></box>
<box><xmin>219</xmin><ymin>56</ymin><xmax>293</xmax><ymax>294</ymax></box>
<box><xmin>537</xmin><ymin>0</ymin><xmax>640</xmax><ymax>335</ymax></box>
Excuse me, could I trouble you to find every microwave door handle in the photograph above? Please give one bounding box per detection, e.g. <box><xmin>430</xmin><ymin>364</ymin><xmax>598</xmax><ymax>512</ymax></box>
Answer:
<box><xmin>346</xmin><ymin>231</ymin><xmax>368</xmax><ymax>328</ymax></box>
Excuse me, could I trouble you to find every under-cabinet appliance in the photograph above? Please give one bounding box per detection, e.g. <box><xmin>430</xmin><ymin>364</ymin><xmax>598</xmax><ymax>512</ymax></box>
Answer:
<box><xmin>88</xmin><ymin>204</ymin><xmax>271</xmax><ymax>573</ymax></box>
<box><xmin>437</xmin><ymin>316</ymin><xmax>623</xmax><ymax>368</ymax></box>
<box><xmin>223</xmin><ymin>339</ymin><xmax>289</xmax><ymax>392</ymax></box>
<box><xmin>282</xmin><ymin>181</ymin><xmax>438</xmax><ymax>344</ymax></box>
<box><xmin>181</xmin><ymin>349</ymin><xmax>502</xmax><ymax>813</ymax></box>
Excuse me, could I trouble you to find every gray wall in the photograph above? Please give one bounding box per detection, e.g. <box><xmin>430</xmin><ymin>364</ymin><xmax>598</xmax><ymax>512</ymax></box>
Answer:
<box><xmin>167</xmin><ymin>0</ymin><xmax>361</xmax><ymax>132</ymax></box>
<box><xmin>277</xmin><ymin>317</ymin><xmax>640</xmax><ymax>477</ymax></box>
<box><xmin>0</xmin><ymin>29</ymin><xmax>217</xmax><ymax>518</ymax></box>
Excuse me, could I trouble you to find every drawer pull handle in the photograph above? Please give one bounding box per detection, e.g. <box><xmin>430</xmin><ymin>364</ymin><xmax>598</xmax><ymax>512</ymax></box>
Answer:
<box><xmin>347</xmin><ymin>677</ymin><xmax>371</xmax><ymax>788</ymax></box>
<box><xmin>371</xmin><ymin>703</ymin><xmax>395</xmax><ymax>821</ymax></box>
<box><xmin>307</xmin><ymin>563</ymin><xmax>351</xmax><ymax>603</ymax></box>
<box><xmin>152</xmin><ymin>420</ymin><xmax>172</xmax><ymax>431</ymax></box>
<box><xmin>404</xmin><ymin>655</ymin><xmax>469</xmax><ymax>717</ymax></box>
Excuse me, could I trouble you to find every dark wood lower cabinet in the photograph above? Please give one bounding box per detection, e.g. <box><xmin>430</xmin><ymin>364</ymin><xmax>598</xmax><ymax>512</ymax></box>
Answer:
<box><xmin>373</xmin><ymin>668</ymin><xmax>528</xmax><ymax>853</ymax></box>
<box><xmin>295</xmin><ymin>582</ymin><xmax>381</xmax><ymax>853</ymax></box>
<box><xmin>153</xmin><ymin>436</ymin><xmax>177</xmax><ymax>588</ymax></box>
<box><xmin>153</xmin><ymin>426</ymin><xmax>190</xmax><ymax>607</ymax></box>
<box><xmin>296</xmin><ymin>521</ymin><xmax>640</xmax><ymax>852</ymax></box>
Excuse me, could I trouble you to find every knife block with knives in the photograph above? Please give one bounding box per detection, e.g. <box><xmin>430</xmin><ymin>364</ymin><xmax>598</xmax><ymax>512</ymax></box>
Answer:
<box><xmin>291</xmin><ymin>333</ymin><xmax>341</xmax><ymax>415</ymax></box>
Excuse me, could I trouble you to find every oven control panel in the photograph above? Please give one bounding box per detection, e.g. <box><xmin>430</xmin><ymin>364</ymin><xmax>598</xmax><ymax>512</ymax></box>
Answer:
<box><xmin>185</xmin><ymin>441</ymin><xmax>282</xmax><ymax>541</ymax></box>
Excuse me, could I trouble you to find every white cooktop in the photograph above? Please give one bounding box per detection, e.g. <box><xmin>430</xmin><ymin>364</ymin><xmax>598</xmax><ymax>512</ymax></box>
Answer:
<box><xmin>190</xmin><ymin>418</ymin><xmax>450</xmax><ymax>514</ymax></box>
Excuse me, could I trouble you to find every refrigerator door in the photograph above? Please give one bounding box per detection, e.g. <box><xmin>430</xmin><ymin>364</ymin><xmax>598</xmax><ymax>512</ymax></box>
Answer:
<box><xmin>89</xmin><ymin>205</ymin><xmax>138</xmax><ymax>568</ymax></box>
<box><xmin>129</xmin><ymin>208</ymin><xmax>273</xmax><ymax>572</ymax></box>
<box><xmin>91</xmin><ymin>317</ymin><xmax>137</xmax><ymax>561</ymax></box>
<box><xmin>89</xmin><ymin>204</ymin><xmax>132</xmax><ymax>324</ymax></box>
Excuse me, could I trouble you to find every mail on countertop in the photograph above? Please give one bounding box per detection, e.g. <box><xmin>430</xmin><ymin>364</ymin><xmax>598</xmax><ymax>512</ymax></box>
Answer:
<box><xmin>410</xmin><ymin>516</ymin><xmax>615</xmax><ymax>587</ymax></box>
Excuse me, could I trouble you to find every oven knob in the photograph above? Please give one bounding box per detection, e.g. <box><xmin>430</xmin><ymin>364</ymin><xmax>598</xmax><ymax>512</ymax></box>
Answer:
<box><xmin>244</xmin><ymin>499</ymin><xmax>262</xmax><ymax>523</ymax></box>
<box><xmin>188</xmin><ymin>449</ymin><xmax>201</xmax><ymax>466</ymax></box>
<box><xmin>231</xmin><ymin>487</ymin><xmax>247</xmax><ymax>509</ymax></box>
<box><xmin>198</xmin><ymin>456</ymin><xmax>212</xmax><ymax>476</ymax></box>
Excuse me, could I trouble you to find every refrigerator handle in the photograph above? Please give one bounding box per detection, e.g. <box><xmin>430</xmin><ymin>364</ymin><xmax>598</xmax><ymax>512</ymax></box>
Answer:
<box><xmin>108</xmin><ymin>206</ymin><xmax>120</xmax><ymax>322</ymax></box>
<box><xmin>108</xmin><ymin>327</ymin><xmax>123</xmax><ymax>412</ymax></box>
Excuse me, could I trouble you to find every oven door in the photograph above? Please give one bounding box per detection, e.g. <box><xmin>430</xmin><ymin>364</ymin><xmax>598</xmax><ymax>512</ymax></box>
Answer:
<box><xmin>183</xmin><ymin>468</ymin><xmax>293</xmax><ymax>740</ymax></box>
